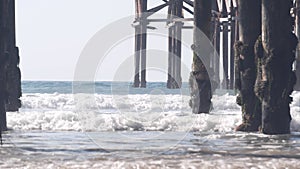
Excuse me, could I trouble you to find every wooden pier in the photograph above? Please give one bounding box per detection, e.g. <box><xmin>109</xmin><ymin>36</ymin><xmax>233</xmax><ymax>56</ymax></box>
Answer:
<box><xmin>0</xmin><ymin>0</ymin><xmax>299</xmax><ymax>135</ymax></box>
<box><xmin>132</xmin><ymin>0</ymin><xmax>239</xmax><ymax>89</ymax></box>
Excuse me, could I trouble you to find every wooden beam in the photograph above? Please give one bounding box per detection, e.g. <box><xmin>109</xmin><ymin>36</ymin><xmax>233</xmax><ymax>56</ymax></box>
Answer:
<box><xmin>190</xmin><ymin>0</ymin><xmax>212</xmax><ymax>113</ymax></box>
<box><xmin>222</xmin><ymin>21</ymin><xmax>229</xmax><ymax>89</ymax></box>
<box><xmin>258</xmin><ymin>0</ymin><xmax>297</xmax><ymax>134</ymax></box>
<box><xmin>173</xmin><ymin>0</ymin><xmax>183</xmax><ymax>88</ymax></box>
<box><xmin>5</xmin><ymin>0</ymin><xmax>22</xmax><ymax>111</ymax></box>
<box><xmin>167</xmin><ymin>0</ymin><xmax>175</xmax><ymax>88</ymax></box>
<box><xmin>183</xmin><ymin>5</ymin><xmax>193</xmax><ymax>15</ymax></box>
<box><xmin>146</xmin><ymin>2</ymin><xmax>170</xmax><ymax>17</ymax></box>
<box><xmin>235</xmin><ymin>0</ymin><xmax>262</xmax><ymax>132</ymax></box>
<box><xmin>147</xmin><ymin>18</ymin><xmax>193</xmax><ymax>23</ymax></box>
<box><xmin>294</xmin><ymin>0</ymin><xmax>300</xmax><ymax>90</ymax></box>
<box><xmin>140</xmin><ymin>0</ymin><xmax>148</xmax><ymax>88</ymax></box>
<box><xmin>214</xmin><ymin>19</ymin><xmax>221</xmax><ymax>85</ymax></box>
<box><xmin>229</xmin><ymin>7</ymin><xmax>235</xmax><ymax>89</ymax></box>
<box><xmin>183</xmin><ymin>0</ymin><xmax>193</xmax><ymax>7</ymax></box>
<box><xmin>133</xmin><ymin>0</ymin><xmax>142</xmax><ymax>87</ymax></box>
<box><xmin>0</xmin><ymin>0</ymin><xmax>8</xmax><ymax>131</ymax></box>
<box><xmin>182</xmin><ymin>26</ymin><xmax>193</xmax><ymax>29</ymax></box>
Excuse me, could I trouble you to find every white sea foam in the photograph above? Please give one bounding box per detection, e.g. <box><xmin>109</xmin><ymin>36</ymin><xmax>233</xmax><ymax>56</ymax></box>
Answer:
<box><xmin>6</xmin><ymin>92</ymin><xmax>300</xmax><ymax>132</ymax></box>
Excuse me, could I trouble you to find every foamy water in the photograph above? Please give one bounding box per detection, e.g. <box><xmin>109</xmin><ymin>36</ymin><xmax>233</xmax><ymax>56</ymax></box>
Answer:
<box><xmin>7</xmin><ymin>92</ymin><xmax>300</xmax><ymax>132</ymax></box>
<box><xmin>1</xmin><ymin>84</ymin><xmax>300</xmax><ymax>168</ymax></box>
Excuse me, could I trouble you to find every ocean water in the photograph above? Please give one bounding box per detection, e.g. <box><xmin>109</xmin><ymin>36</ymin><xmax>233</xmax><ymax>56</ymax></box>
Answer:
<box><xmin>1</xmin><ymin>81</ymin><xmax>300</xmax><ymax>168</ymax></box>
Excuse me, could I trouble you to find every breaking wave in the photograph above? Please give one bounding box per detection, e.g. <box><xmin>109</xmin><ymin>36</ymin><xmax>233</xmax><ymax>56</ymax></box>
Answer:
<box><xmin>7</xmin><ymin>92</ymin><xmax>300</xmax><ymax>132</ymax></box>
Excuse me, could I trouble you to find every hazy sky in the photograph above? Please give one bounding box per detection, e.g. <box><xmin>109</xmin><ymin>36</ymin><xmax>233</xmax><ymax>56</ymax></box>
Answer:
<box><xmin>16</xmin><ymin>0</ymin><xmax>194</xmax><ymax>81</ymax></box>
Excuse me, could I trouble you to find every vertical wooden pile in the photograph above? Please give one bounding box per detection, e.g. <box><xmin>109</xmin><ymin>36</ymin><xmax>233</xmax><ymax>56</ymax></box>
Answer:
<box><xmin>167</xmin><ymin>0</ymin><xmax>183</xmax><ymax>89</ymax></box>
<box><xmin>189</xmin><ymin>0</ymin><xmax>212</xmax><ymax>113</ymax></box>
<box><xmin>235</xmin><ymin>0</ymin><xmax>262</xmax><ymax>132</ymax></box>
<box><xmin>256</xmin><ymin>0</ymin><xmax>297</xmax><ymax>134</ymax></box>
<box><xmin>211</xmin><ymin>1</ymin><xmax>220</xmax><ymax>86</ymax></box>
<box><xmin>229</xmin><ymin>1</ymin><xmax>237</xmax><ymax>89</ymax></box>
<box><xmin>133</xmin><ymin>0</ymin><xmax>148</xmax><ymax>88</ymax></box>
<box><xmin>294</xmin><ymin>0</ymin><xmax>300</xmax><ymax>90</ymax></box>
<box><xmin>0</xmin><ymin>0</ymin><xmax>22</xmax><ymax>131</ymax></box>
<box><xmin>5</xmin><ymin>0</ymin><xmax>22</xmax><ymax>112</ymax></box>
<box><xmin>0</xmin><ymin>0</ymin><xmax>8</xmax><ymax>131</ymax></box>
<box><xmin>221</xmin><ymin>0</ymin><xmax>229</xmax><ymax>89</ymax></box>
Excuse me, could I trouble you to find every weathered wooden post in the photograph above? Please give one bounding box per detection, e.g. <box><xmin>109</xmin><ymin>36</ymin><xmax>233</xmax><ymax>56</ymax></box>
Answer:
<box><xmin>212</xmin><ymin>1</ymin><xmax>221</xmax><ymax>86</ymax></box>
<box><xmin>5</xmin><ymin>0</ymin><xmax>21</xmax><ymax>111</ymax></box>
<box><xmin>167</xmin><ymin>1</ymin><xmax>175</xmax><ymax>88</ymax></box>
<box><xmin>232</xmin><ymin>0</ymin><xmax>239</xmax><ymax>42</ymax></box>
<box><xmin>255</xmin><ymin>0</ymin><xmax>297</xmax><ymax>134</ymax></box>
<box><xmin>0</xmin><ymin>0</ymin><xmax>22</xmax><ymax>130</ymax></box>
<box><xmin>233</xmin><ymin>0</ymin><xmax>240</xmax><ymax>91</ymax></box>
<box><xmin>229</xmin><ymin>4</ymin><xmax>236</xmax><ymax>89</ymax></box>
<box><xmin>0</xmin><ymin>52</ymin><xmax>8</xmax><ymax>131</ymax></box>
<box><xmin>214</xmin><ymin>20</ymin><xmax>221</xmax><ymax>86</ymax></box>
<box><xmin>133</xmin><ymin>0</ymin><xmax>142</xmax><ymax>88</ymax></box>
<box><xmin>167</xmin><ymin>0</ymin><xmax>183</xmax><ymax>89</ymax></box>
<box><xmin>133</xmin><ymin>0</ymin><xmax>147</xmax><ymax>88</ymax></box>
<box><xmin>222</xmin><ymin>20</ymin><xmax>229</xmax><ymax>89</ymax></box>
<box><xmin>211</xmin><ymin>1</ymin><xmax>220</xmax><ymax>85</ymax></box>
<box><xmin>189</xmin><ymin>0</ymin><xmax>212</xmax><ymax>113</ymax></box>
<box><xmin>140</xmin><ymin>0</ymin><xmax>147</xmax><ymax>88</ymax></box>
<box><xmin>173</xmin><ymin>0</ymin><xmax>183</xmax><ymax>88</ymax></box>
<box><xmin>295</xmin><ymin>0</ymin><xmax>300</xmax><ymax>91</ymax></box>
<box><xmin>235</xmin><ymin>0</ymin><xmax>262</xmax><ymax>132</ymax></box>
<box><xmin>0</xmin><ymin>0</ymin><xmax>8</xmax><ymax>131</ymax></box>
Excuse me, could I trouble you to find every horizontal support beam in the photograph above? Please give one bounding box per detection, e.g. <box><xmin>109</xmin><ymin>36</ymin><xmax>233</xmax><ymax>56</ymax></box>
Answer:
<box><xmin>182</xmin><ymin>26</ymin><xmax>194</xmax><ymax>29</ymax></box>
<box><xmin>147</xmin><ymin>18</ymin><xmax>194</xmax><ymax>23</ymax></box>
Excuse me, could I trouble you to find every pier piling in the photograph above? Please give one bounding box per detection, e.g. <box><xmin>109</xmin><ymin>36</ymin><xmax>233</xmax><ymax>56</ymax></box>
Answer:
<box><xmin>0</xmin><ymin>0</ymin><xmax>22</xmax><ymax>131</ymax></box>
<box><xmin>294</xmin><ymin>0</ymin><xmax>300</xmax><ymax>91</ymax></box>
